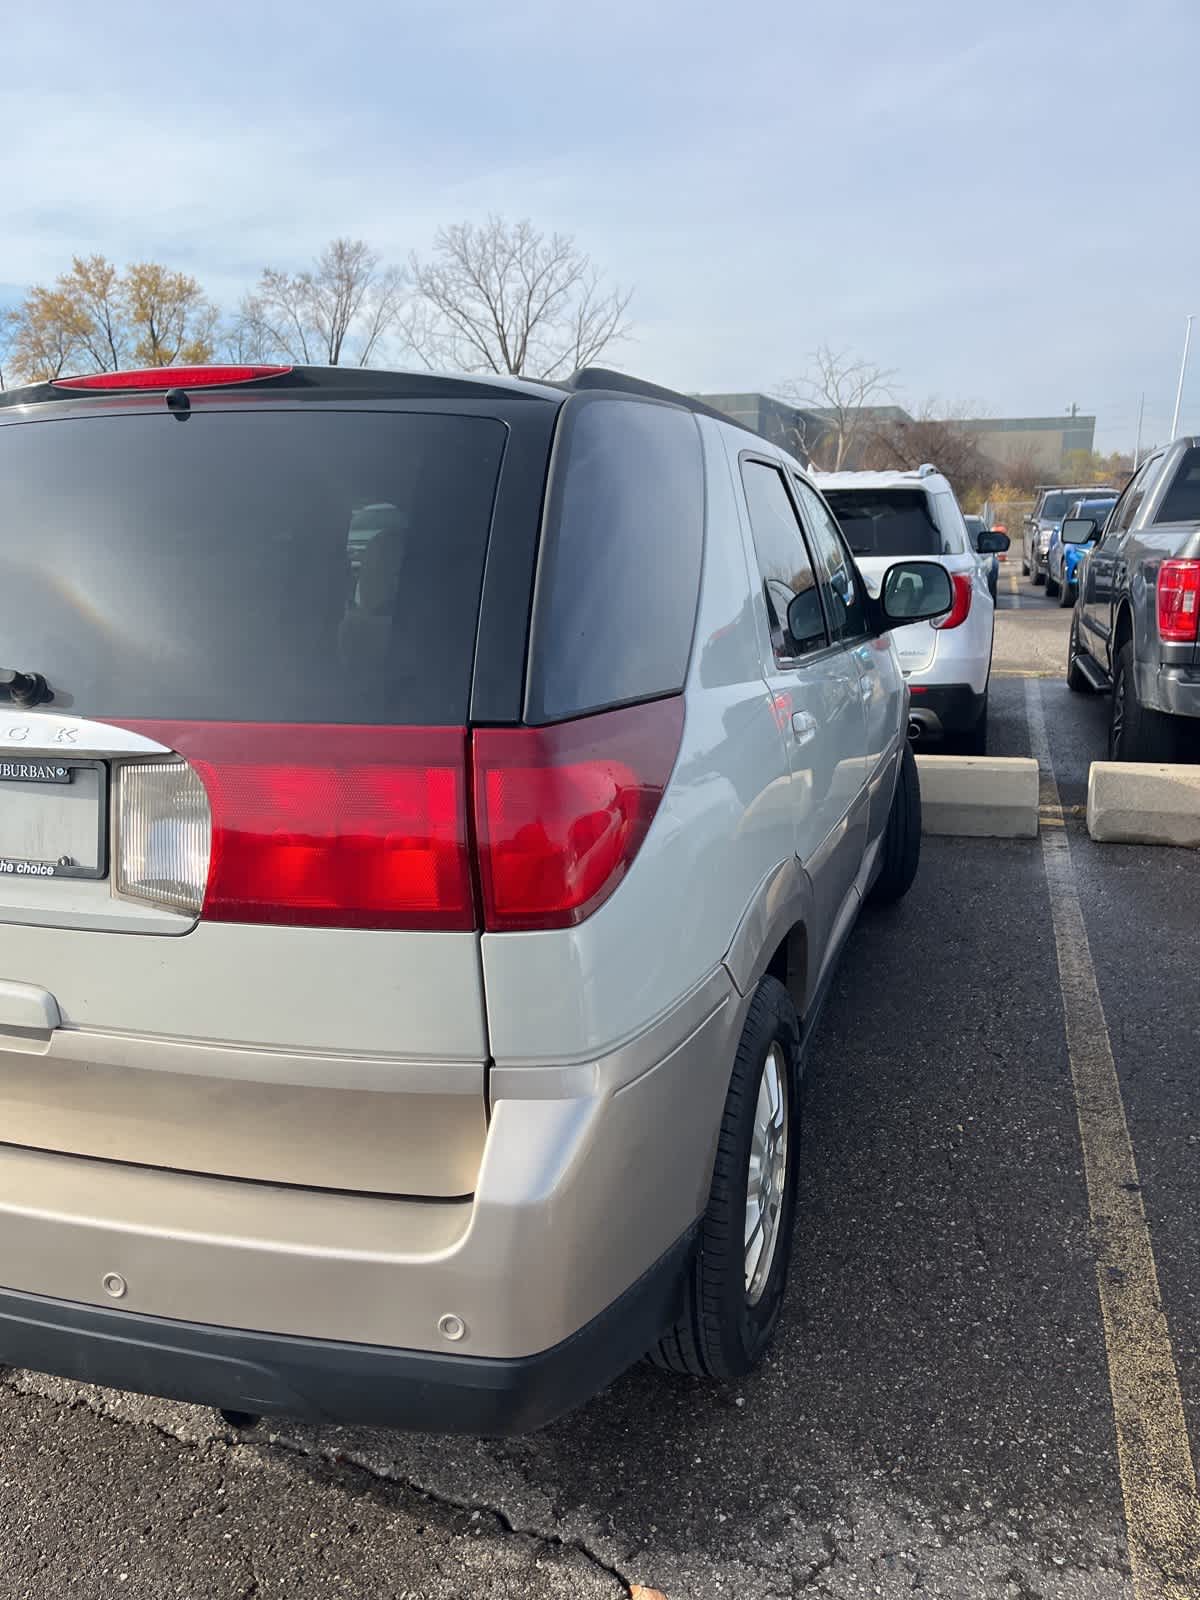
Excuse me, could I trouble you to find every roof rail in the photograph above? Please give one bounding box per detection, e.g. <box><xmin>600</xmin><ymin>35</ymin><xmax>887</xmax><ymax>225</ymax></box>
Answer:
<box><xmin>566</xmin><ymin>368</ymin><xmax>763</xmax><ymax>436</ymax></box>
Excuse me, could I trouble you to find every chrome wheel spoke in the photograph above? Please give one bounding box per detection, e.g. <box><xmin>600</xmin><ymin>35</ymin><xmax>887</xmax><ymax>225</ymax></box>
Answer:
<box><xmin>744</xmin><ymin>1042</ymin><xmax>791</xmax><ymax>1305</ymax></box>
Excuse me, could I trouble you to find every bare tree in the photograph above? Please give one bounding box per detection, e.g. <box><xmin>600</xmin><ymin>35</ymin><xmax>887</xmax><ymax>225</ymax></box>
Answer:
<box><xmin>776</xmin><ymin>346</ymin><xmax>897</xmax><ymax>470</ymax></box>
<box><xmin>408</xmin><ymin>217</ymin><xmax>632</xmax><ymax>379</ymax></box>
<box><xmin>0</xmin><ymin>307</ymin><xmax>16</xmax><ymax>390</ymax></box>
<box><xmin>864</xmin><ymin>403</ymin><xmax>992</xmax><ymax>499</ymax></box>
<box><xmin>235</xmin><ymin>238</ymin><xmax>406</xmax><ymax>367</ymax></box>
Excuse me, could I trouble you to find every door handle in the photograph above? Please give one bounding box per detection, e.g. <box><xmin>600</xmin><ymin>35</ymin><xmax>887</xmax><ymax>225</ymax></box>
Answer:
<box><xmin>791</xmin><ymin>711</ymin><xmax>818</xmax><ymax>746</ymax></box>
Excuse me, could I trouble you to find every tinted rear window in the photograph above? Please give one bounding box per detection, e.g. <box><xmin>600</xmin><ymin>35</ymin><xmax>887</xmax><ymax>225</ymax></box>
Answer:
<box><xmin>1038</xmin><ymin>492</ymin><xmax>1077</xmax><ymax>521</ymax></box>
<box><xmin>0</xmin><ymin>408</ymin><xmax>506</xmax><ymax>724</ymax></box>
<box><xmin>823</xmin><ymin>489</ymin><xmax>950</xmax><ymax>557</ymax></box>
<box><xmin>526</xmin><ymin>397</ymin><xmax>703</xmax><ymax>723</ymax></box>
<box><xmin>1155</xmin><ymin>448</ymin><xmax>1200</xmax><ymax>524</ymax></box>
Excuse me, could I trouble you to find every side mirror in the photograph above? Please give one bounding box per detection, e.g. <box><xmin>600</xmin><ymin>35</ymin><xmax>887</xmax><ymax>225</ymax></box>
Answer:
<box><xmin>876</xmin><ymin>560</ymin><xmax>953</xmax><ymax>629</ymax></box>
<box><xmin>976</xmin><ymin>530</ymin><xmax>1010</xmax><ymax>554</ymax></box>
<box><xmin>1061</xmin><ymin>518</ymin><xmax>1097</xmax><ymax>545</ymax></box>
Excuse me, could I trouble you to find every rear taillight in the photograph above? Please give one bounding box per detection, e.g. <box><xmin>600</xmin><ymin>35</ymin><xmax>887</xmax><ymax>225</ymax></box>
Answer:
<box><xmin>472</xmin><ymin>698</ymin><xmax>685</xmax><ymax>932</ymax></box>
<box><xmin>1157</xmin><ymin>560</ymin><xmax>1200</xmax><ymax>644</ymax></box>
<box><xmin>114</xmin><ymin>724</ymin><xmax>473</xmax><ymax>930</ymax></box>
<box><xmin>115</xmin><ymin>761</ymin><xmax>212</xmax><ymax>914</ymax></box>
<box><xmin>932</xmin><ymin>572</ymin><xmax>973</xmax><ymax>631</ymax></box>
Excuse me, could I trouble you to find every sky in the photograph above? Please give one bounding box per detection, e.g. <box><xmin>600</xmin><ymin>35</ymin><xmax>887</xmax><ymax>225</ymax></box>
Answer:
<box><xmin>1</xmin><ymin>0</ymin><xmax>1197</xmax><ymax>451</ymax></box>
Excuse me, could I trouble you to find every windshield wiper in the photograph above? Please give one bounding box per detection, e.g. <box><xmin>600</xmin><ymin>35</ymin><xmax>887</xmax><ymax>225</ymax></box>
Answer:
<box><xmin>0</xmin><ymin>668</ymin><xmax>52</xmax><ymax>708</ymax></box>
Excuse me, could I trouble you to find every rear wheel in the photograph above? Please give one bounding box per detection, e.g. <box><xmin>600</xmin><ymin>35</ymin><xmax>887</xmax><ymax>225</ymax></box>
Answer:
<box><xmin>1109</xmin><ymin>640</ymin><xmax>1180</xmax><ymax>761</ymax></box>
<box><xmin>651</xmin><ymin>976</ymin><xmax>801</xmax><ymax>1379</ymax></box>
<box><xmin>1021</xmin><ymin>552</ymin><xmax>1030</xmax><ymax>576</ymax></box>
<box><xmin>1045</xmin><ymin>566</ymin><xmax>1060</xmax><ymax>599</ymax></box>
<box><xmin>868</xmin><ymin>739</ymin><xmax>922</xmax><ymax>906</ymax></box>
<box><xmin>1058</xmin><ymin>578</ymin><xmax>1075</xmax><ymax>609</ymax></box>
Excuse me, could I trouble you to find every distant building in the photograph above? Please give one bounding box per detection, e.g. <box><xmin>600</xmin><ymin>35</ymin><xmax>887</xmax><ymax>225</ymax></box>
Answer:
<box><xmin>948</xmin><ymin>415</ymin><xmax>1096</xmax><ymax>473</ymax></box>
<box><xmin>698</xmin><ymin>392</ymin><xmax>1096</xmax><ymax>474</ymax></box>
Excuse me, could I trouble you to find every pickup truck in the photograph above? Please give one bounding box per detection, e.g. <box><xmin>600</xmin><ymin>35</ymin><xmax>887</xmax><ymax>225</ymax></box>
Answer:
<box><xmin>1067</xmin><ymin>437</ymin><xmax>1200</xmax><ymax>760</ymax></box>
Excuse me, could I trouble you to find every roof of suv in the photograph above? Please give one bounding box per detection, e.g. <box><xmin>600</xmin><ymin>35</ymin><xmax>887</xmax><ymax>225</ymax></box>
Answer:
<box><xmin>812</xmin><ymin>466</ymin><xmax>953</xmax><ymax>496</ymax></box>
<box><xmin>0</xmin><ymin>363</ymin><xmax>759</xmax><ymax>436</ymax></box>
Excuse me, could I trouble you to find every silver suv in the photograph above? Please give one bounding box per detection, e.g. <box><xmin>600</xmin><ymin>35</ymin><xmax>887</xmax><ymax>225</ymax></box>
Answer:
<box><xmin>0</xmin><ymin>363</ymin><xmax>949</xmax><ymax>1432</ymax></box>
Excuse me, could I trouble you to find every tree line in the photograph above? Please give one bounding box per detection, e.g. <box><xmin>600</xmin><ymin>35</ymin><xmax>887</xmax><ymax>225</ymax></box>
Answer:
<box><xmin>0</xmin><ymin>217</ymin><xmax>633</xmax><ymax>388</ymax></box>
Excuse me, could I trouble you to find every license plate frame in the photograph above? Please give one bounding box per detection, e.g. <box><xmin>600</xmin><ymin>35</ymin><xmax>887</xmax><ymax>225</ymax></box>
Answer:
<box><xmin>0</xmin><ymin>759</ymin><xmax>108</xmax><ymax>882</ymax></box>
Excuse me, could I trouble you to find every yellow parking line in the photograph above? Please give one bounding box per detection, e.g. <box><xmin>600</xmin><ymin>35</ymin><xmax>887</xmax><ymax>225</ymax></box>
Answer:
<box><xmin>1026</xmin><ymin>680</ymin><xmax>1200</xmax><ymax>1597</ymax></box>
<box><xmin>1007</xmin><ymin>565</ymin><xmax>1024</xmax><ymax>609</ymax></box>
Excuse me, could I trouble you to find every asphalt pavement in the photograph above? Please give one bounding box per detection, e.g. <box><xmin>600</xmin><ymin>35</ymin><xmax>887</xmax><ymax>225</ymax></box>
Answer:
<box><xmin>1</xmin><ymin>566</ymin><xmax>1197</xmax><ymax>1599</ymax></box>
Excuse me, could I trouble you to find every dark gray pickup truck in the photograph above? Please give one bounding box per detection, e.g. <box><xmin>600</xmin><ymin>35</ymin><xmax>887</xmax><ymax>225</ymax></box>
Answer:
<box><xmin>1067</xmin><ymin>437</ymin><xmax>1200</xmax><ymax>760</ymax></box>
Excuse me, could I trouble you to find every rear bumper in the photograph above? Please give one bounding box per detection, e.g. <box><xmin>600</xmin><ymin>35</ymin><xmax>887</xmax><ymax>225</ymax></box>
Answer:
<box><xmin>906</xmin><ymin>683</ymin><xmax>988</xmax><ymax>738</ymax></box>
<box><xmin>0</xmin><ymin>1225</ymin><xmax>697</xmax><ymax>1435</ymax></box>
<box><xmin>1138</xmin><ymin>663</ymin><xmax>1200</xmax><ymax>719</ymax></box>
<box><xmin>0</xmin><ymin>970</ymin><xmax>741</xmax><ymax>1425</ymax></box>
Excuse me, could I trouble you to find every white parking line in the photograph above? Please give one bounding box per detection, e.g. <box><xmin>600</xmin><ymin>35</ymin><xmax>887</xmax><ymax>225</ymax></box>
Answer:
<box><xmin>1026</xmin><ymin>679</ymin><xmax>1200</xmax><ymax>1597</ymax></box>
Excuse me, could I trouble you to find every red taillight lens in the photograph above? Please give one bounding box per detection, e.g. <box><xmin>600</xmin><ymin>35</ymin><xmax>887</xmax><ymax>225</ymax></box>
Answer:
<box><xmin>1157</xmin><ymin>560</ymin><xmax>1200</xmax><ymax>644</ymax></box>
<box><xmin>932</xmin><ymin>572</ymin><xmax>973</xmax><ymax>631</ymax></box>
<box><xmin>472</xmin><ymin>698</ymin><xmax>685</xmax><ymax>932</ymax></box>
<box><xmin>115</xmin><ymin>723</ymin><xmax>473</xmax><ymax>930</ymax></box>
<box><xmin>53</xmin><ymin>365</ymin><xmax>291</xmax><ymax>392</ymax></box>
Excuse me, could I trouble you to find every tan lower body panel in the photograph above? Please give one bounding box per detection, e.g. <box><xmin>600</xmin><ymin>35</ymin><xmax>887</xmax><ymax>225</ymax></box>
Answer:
<box><xmin>0</xmin><ymin>1029</ymin><xmax>486</xmax><ymax>1197</ymax></box>
<box><xmin>0</xmin><ymin>969</ymin><xmax>743</xmax><ymax>1359</ymax></box>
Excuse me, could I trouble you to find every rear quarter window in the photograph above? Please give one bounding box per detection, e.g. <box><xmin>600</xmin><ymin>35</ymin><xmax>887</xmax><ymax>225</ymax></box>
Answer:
<box><xmin>1155</xmin><ymin>448</ymin><xmax>1200</xmax><ymax>524</ymax></box>
<box><xmin>525</xmin><ymin>396</ymin><xmax>704</xmax><ymax>723</ymax></box>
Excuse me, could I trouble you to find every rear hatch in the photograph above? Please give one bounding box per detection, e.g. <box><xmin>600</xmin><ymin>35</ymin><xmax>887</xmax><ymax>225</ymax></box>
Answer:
<box><xmin>0</xmin><ymin>385</ymin><xmax>510</xmax><ymax>1197</ymax></box>
<box><xmin>822</xmin><ymin>487</ymin><xmax>952</xmax><ymax>674</ymax></box>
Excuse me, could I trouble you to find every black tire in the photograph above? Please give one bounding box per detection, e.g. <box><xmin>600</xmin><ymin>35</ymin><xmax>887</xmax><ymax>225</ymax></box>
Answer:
<box><xmin>1067</xmin><ymin>613</ymin><xmax>1091</xmax><ymax>693</ymax></box>
<box><xmin>1033</xmin><ymin>565</ymin><xmax>1046</xmax><ymax>587</ymax></box>
<box><xmin>1045</xmin><ymin>567</ymin><xmax>1060</xmax><ymax>599</ymax></box>
<box><xmin>1021</xmin><ymin>555</ymin><xmax>1030</xmax><ymax>576</ymax></box>
<box><xmin>1058</xmin><ymin>578</ymin><xmax>1075</xmax><ymax>609</ymax></box>
<box><xmin>1109</xmin><ymin>640</ymin><xmax>1181</xmax><ymax>762</ymax></box>
<box><xmin>868</xmin><ymin>739</ymin><xmax>922</xmax><ymax>906</ymax></box>
<box><xmin>651</xmin><ymin>976</ymin><xmax>801</xmax><ymax>1379</ymax></box>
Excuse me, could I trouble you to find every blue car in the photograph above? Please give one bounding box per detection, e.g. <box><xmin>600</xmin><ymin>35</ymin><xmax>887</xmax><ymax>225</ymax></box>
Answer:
<box><xmin>1046</xmin><ymin>495</ymin><xmax>1117</xmax><ymax>606</ymax></box>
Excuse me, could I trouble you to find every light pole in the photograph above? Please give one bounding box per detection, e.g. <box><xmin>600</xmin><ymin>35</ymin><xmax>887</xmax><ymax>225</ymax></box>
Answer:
<box><xmin>1134</xmin><ymin>392</ymin><xmax>1145</xmax><ymax>468</ymax></box>
<box><xmin>1170</xmin><ymin>314</ymin><xmax>1194</xmax><ymax>440</ymax></box>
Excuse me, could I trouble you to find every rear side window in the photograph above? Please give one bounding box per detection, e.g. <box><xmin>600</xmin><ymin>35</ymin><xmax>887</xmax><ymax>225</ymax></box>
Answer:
<box><xmin>0</xmin><ymin>409</ymin><xmax>506</xmax><ymax>724</ymax></box>
<box><xmin>526</xmin><ymin>397</ymin><xmax>703</xmax><ymax>723</ymax></box>
<box><xmin>823</xmin><ymin>488</ymin><xmax>954</xmax><ymax>558</ymax></box>
<box><xmin>1155</xmin><ymin>448</ymin><xmax>1200</xmax><ymax>524</ymax></box>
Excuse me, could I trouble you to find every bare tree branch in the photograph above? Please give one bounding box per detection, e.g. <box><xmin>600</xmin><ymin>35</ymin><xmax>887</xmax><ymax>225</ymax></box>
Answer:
<box><xmin>409</xmin><ymin>216</ymin><xmax>632</xmax><ymax>378</ymax></box>
<box><xmin>232</xmin><ymin>239</ymin><xmax>408</xmax><ymax>367</ymax></box>
<box><xmin>776</xmin><ymin>346</ymin><xmax>897</xmax><ymax>470</ymax></box>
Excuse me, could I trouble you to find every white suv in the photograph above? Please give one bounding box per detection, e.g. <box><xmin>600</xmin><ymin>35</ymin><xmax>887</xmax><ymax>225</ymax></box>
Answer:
<box><xmin>0</xmin><ymin>363</ymin><xmax>950</xmax><ymax>1433</ymax></box>
<box><xmin>815</xmin><ymin>466</ymin><xmax>999</xmax><ymax>754</ymax></box>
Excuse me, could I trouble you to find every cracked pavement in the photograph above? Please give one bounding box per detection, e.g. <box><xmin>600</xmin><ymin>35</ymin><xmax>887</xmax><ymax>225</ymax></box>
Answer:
<box><xmin>0</xmin><ymin>585</ymin><xmax>1196</xmax><ymax>1598</ymax></box>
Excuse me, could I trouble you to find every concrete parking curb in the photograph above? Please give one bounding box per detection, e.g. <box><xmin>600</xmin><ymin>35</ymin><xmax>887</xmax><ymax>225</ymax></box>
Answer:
<box><xmin>915</xmin><ymin>754</ymin><xmax>1040</xmax><ymax>838</ymax></box>
<box><xmin>1087</xmin><ymin>761</ymin><xmax>1200</xmax><ymax>847</ymax></box>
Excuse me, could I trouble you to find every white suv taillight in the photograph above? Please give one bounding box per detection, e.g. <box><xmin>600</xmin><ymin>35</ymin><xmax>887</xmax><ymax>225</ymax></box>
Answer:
<box><xmin>116</xmin><ymin>760</ymin><xmax>212</xmax><ymax>914</ymax></box>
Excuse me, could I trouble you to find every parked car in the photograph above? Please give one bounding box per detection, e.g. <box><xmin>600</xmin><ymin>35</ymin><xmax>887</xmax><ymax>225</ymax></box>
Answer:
<box><xmin>963</xmin><ymin>514</ymin><xmax>1008</xmax><ymax>601</ymax></box>
<box><xmin>1046</xmin><ymin>495</ymin><xmax>1117</xmax><ymax>605</ymax></box>
<box><xmin>1067</xmin><ymin>437</ymin><xmax>1200</xmax><ymax>759</ymax></box>
<box><xmin>0</xmin><ymin>361</ymin><xmax>950</xmax><ymax>1432</ymax></box>
<box><xmin>1024</xmin><ymin>484</ymin><xmax>1115</xmax><ymax>585</ymax></box>
<box><xmin>817</xmin><ymin>466</ymin><xmax>1003</xmax><ymax>754</ymax></box>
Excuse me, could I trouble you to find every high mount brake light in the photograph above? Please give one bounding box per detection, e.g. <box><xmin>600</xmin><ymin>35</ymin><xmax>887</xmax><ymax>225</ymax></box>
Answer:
<box><xmin>53</xmin><ymin>365</ymin><xmax>292</xmax><ymax>393</ymax></box>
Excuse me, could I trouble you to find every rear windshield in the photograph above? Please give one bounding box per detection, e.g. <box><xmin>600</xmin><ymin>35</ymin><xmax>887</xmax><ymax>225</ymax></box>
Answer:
<box><xmin>1038</xmin><ymin>492</ymin><xmax>1077</xmax><ymax>521</ymax></box>
<box><xmin>823</xmin><ymin>489</ymin><xmax>953</xmax><ymax>558</ymax></box>
<box><xmin>0</xmin><ymin>408</ymin><xmax>506</xmax><ymax>724</ymax></box>
<box><xmin>1155</xmin><ymin>448</ymin><xmax>1200</xmax><ymax>524</ymax></box>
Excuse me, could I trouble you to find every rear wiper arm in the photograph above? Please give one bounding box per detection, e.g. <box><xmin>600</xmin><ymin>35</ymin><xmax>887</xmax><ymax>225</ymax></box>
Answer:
<box><xmin>0</xmin><ymin>668</ymin><xmax>52</xmax><ymax>708</ymax></box>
